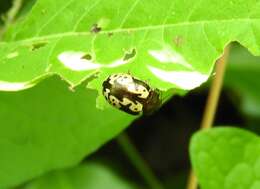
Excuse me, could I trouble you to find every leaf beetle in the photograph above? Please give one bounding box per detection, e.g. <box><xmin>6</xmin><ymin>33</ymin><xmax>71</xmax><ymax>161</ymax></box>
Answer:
<box><xmin>102</xmin><ymin>73</ymin><xmax>161</xmax><ymax>115</ymax></box>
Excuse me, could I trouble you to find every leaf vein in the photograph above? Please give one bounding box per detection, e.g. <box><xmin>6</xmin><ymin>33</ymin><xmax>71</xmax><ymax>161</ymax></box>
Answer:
<box><xmin>119</xmin><ymin>0</ymin><xmax>141</xmax><ymax>28</ymax></box>
<box><xmin>14</xmin><ymin>18</ymin><xmax>260</xmax><ymax>45</ymax></box>
<box><xmin>72</xmin><ymin>0</ymin><xmax>103</xmax><ymax>32</ymax></box>
<box><xmin>35</xmin><ymin>0</ymin><xmax>75</xmax><ymax>37</ymax></box>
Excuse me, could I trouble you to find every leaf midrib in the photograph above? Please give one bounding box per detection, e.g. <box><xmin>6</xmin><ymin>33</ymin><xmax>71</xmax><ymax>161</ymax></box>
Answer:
<box><xmin>6</xmin><ymin>17</ymin><xmax>260</xmax><ymax>45</ymax></box>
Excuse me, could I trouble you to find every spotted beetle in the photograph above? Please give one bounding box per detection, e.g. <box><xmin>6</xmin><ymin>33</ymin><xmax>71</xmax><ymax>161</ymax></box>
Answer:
<box><xmin>102</xmin><ymin>73</ymin><xmax>161</xmax><ymax>115</ymax></box>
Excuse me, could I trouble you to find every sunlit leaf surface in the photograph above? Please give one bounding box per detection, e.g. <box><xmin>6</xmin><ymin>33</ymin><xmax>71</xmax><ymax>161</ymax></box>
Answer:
<box><xmin>3</xmin><ymin>0</ymin><xmax>260</xmax><ymax>95</ymax></box>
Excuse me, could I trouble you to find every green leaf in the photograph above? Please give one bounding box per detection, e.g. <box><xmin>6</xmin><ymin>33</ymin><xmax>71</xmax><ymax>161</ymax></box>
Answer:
<box><xmin>0</xmin><ymin>76</ymin><xmax>134</xmax><ymax>188</ymax></box>
<box><xmin>2</xmin><ymin>1</ymin><xmax>260</xmax><ymax>187</ymax></box>
<box><xmin>225</xmin><ymin>43</ymin><xmax>260</xmax><ymax>117</ymax></box>
<box><xmin>190</xmin><ymin>127</ymin><xmax>260</xmax><ymax>189</ymax></box>
<box><xmin>21</xmin><ymin>161</ymin><xmax>139</xmax><ymax>189</ymax></box>
<box><xmin>3</xmin><ymin>0</ymin><xmax>260</xmax><ymax>97</ymax></box>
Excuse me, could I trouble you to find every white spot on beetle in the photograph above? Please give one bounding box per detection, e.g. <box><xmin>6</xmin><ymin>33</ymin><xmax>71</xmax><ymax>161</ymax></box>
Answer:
<box><xmin>104</xmin><ymin>88</ymin><xmax>110</xmax><ymax>99</ymax></box>
<box><xmin>125</xmin><ymin>83</ymin><xmax>149</xmax><ymax>98</ymax></box>
<box><xmin>109</xmin><ymin>95</ymin><xmax>121</xmax><ymax>108</ymax></box>
<box><xmin>134</xmin><ymin>85</ymin><xmax>149</xmax><ymax>98</ymax></box>
<box><xmin>121</xmin><ymin>98</ymin><xmax>143</xmax><ymax>112</ymax></box>
<box><xmin>108</xmin><ymin>74</ymin><xmax>149</xmax><ymax>98</ymax></box>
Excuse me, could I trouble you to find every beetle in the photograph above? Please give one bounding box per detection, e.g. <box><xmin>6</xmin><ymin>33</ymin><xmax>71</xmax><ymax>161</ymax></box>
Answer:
<box><xmin>102</xmin><ymin>73</ymin><xmax>161</xmax><ymax>115</ymax></box>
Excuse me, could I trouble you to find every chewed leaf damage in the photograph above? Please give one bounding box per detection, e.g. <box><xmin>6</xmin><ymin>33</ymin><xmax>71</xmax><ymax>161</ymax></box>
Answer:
<box><xmin>58</xmin><ymin>50</ymin><xmax>136</xmax><ymax>71</ymax></box>
<box><xmin>6</xmin><ymin>52</ymin><xmax>19</xmax><ymax>59</ymax></box>
<box><xmin>30</xmin><ymin>41</ymin><xmax>48</xmax><ymax>51</ymax></box>
<box><xmin>0</xmin><ymin>81</ymin><xmax>35</xmax><ymax>91</ymax></box>
<box><xmin>147</xmin><ymin>65</ymin><xmax>208</xmax><ymax>90</ymax></box>
<box><xmin>149</xmin><ymin>46</ymin><xmax>193</xmax><ymax>69</ymax></box>
<box><xmin>123</xmin><ymin>48</ymin><xmax>136</xmax><ymax>61</ymax></box>
<box><xmin>91</xmin><ymin>24</ymin><xmax>102</xmax><ymax>33</ymax></box>
<box><xmin>58</xmin><ymin>51</ymin><xmax>102</xmax><ymax>71</ymax></box>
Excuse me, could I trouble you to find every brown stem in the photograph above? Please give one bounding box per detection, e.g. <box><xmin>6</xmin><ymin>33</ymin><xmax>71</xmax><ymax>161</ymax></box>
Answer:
<box><xmin>200</xmin><ymin>46</ymin><xmax>230</xmax><ymax>129</ymax></box>
<box><xmin>186</xmin><ymin>45</ymin><xmax>230</xmax><ymax>189</ymax></box>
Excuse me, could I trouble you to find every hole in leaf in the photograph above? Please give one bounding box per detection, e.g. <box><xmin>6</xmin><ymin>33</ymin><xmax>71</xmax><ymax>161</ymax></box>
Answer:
<box><xmin>30</xmin><ymin>41</ymin><xmax>48</xmax><ymax>51</ymax></box>
<box><xmin>81</xmin><ymin>53</ymin><xmax>92</xmax><ymax>60</ymax></box>
<box><xmin>123</xmin><ymin>48</ymin><xmax>136</xmax><ymax>61</ymax></box>
<box><xmin>108</xmin><ymin>32</ymin><xmax>113</xmax><ymax>37</ymax></box>
<box><xmin>173</xmin><ymin>36</ymin><xmax>184</xmax><ymax>47</ymax></box>
<box><xmin>91</xmin><ymin>24</ymin><xmax>102</xmax><ymax>33</ymax></box>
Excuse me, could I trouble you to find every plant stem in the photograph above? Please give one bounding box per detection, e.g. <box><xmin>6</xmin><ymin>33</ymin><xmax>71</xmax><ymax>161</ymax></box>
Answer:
<box><xmin>117</xmin><ymin>133</ymin><xmax>164</xmax><ymax>189</ymax></box>
<box><xmin>186</xmin><ymin>45</ymin><xmax>230</xmax><ymax>189</ymax></box>
<box><xmin>0</xmin><ymin>0</ymin><xmax>23</xmax><ymax>40</ymax></box>
<box><xmin>200</xmin><ymin>46</ymin><xmax>230</xmax><ymax>129</ymax></box>
<box><xmin>186</xmin><ymin>170</ymin><xmax>197</xmax><ymax>189</ymax></box>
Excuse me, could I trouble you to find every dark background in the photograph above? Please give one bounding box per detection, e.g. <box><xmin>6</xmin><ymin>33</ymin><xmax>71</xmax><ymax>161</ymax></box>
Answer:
<box><xmin>90</xmin><ymin>85</ymin><xmax>245</xmax><ymax>188</ymax></box>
